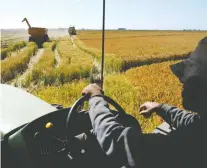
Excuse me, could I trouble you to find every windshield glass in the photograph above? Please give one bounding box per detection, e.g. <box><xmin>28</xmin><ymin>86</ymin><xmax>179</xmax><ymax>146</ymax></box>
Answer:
<box><xmin>0</xmin><ymin>84</ymin><xmax>56</xmax><ymax>135</ymax></box>
<box><xmin>1</xmin><ymin>0</ymin><xmax>207</xmax><ymax>133</ymax></box>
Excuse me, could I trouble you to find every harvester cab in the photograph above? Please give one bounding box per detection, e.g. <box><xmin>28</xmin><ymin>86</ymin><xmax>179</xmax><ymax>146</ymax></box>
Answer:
<box><xmin>22</xmin><ymin>18</ymin><xmax>49</xmax><ymax>47</ymax></box>
<box><xmin>1</xmin><ymin>4</ymin><xmax>175</xmax><ymax>168</ymax></box>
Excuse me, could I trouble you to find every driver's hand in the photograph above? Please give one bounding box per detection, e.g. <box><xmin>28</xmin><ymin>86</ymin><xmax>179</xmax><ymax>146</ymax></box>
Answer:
<box><xmin>139</xmin><ymin>102</ymin><xmax>160</xmax><ymax>118</ymax></box>
<box><xmin>82</xmin><ymin>83</ymin><xmax>104</xmax><ymax>98</ymax></box>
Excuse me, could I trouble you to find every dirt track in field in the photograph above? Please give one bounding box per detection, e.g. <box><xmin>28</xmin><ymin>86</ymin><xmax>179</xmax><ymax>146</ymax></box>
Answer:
<box><xmin>54</xmin><ymin>48</ymin><xmax>61</xmax><ymax>67</ymax></box>
<box><xmin>12</xmin><ymin>48</ymin><xmax>45</xmax><ymax>87</ymax></box>
<box><xmin>70</xmin><ymin>35</ymin><xmax>77</xmax><ymax>48</ymax></box>
<box><xmin>10</xmin><ymin>47</ymin><xmax>27</xmax><ymax>57</ymax></box>
<box><xmin>70</xmin><ymin>35</ymin><xmax>101</xmax><ymax>84</ymax></box>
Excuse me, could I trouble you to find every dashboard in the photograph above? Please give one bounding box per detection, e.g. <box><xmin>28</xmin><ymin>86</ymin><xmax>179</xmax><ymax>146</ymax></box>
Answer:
<box><xmin>2</xmin><ymin>103</ymin><xmax>142</xmax><ymax>168</ymax></box>
<box><xmin>3</xmin><ymin>108</ymin><xmax>92</xmax><ymax>168</ymax></box>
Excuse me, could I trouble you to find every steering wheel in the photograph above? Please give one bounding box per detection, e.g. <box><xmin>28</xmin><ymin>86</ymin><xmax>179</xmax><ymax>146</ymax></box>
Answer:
<box><xmin>65</xmin><ymin>96</ymin><xmax>126</xmax><ymax>151</ymax></box>
<box><xmin>65</xmin><ymin>95</ymin><xmax>141</xmax><ymax>157</ymax></box>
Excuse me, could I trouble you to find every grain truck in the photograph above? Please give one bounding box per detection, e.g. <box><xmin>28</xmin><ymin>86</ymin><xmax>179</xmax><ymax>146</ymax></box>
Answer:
<box><xmin>22</xmin><ymin>18</ymin><xmax>49</xmax><ymax>47</ymax></box>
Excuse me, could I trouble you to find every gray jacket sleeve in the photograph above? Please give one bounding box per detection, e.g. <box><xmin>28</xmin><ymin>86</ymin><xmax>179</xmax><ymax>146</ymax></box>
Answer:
<box><xmin>88</xmin><ymin>96</ymin><xmax>141</xmax><ymax>168</ymax></box>
<box><xmin>156</xmin><ymin>104</ymin><xmax>200</xmax><ymax>129</ymax></box>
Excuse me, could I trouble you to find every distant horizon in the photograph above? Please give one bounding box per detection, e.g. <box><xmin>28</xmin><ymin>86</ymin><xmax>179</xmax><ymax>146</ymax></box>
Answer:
<box><xmin>0</xmin><ymin>27</ymin><xmax>207</xmax><ymax>31</ymax></box>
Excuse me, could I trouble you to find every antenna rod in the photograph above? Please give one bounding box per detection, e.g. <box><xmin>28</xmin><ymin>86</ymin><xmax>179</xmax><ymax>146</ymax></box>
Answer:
<box><xmin>101</xmin><ymin>0</ymin><xmax>106</xmax><ymax>89</ymax></box>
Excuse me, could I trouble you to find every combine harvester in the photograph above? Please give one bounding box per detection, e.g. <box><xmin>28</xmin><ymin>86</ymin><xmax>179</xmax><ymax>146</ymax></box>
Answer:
<box><xmin>22</xmin><ymin>18</ymin><xmax>49</xmax><ymax>47</ymax></box>
<box><xmin>68</xmin><ymin>26</ymin><xmax>77</xmax><ymax>36</ymax></box>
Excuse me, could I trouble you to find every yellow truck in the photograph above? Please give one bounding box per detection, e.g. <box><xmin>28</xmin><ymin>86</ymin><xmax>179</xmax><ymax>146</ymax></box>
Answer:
<box><xmin>22</xmin><ymin>18</ymin><xmax>49</xmax><ymax>47</ymax></box>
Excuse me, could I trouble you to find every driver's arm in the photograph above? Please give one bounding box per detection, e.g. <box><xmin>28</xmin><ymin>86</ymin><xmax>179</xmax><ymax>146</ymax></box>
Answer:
<box><xmin>156</xmin><ymin>104</ymin><xmax>200</xmax><ymax>129</ymax></box>
<box><xmin>88</xmin><ymin>96</ymin><xmax>142</xmax><ymax>168</ymax></box>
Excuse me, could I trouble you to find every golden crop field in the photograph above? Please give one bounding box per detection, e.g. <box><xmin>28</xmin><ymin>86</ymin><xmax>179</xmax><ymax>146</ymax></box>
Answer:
<box><xmin>2</xmin><ymin>30</ymin><xmax>206</xmax><ymax>132</ymax></box>
<box><xmin>1</xmin><ymin>42</ymin><xmax>38</xmax><ymax>83</ymax></box>
<box><xmin>56</xmin><ymin>40</ymin><xmax>93</xmax><ymax>83</ymax></box>
<box><xmin>1</xmin><ymin>41</ymin><xmax>26</xmax><ymax>60</ymax></box>
<box><xmin>27</xmin><ymin>48</ymin><xmax>56</xmax><ymax>85</ymax></box>
<box><xmin>79</xmin><ymin>30</ymin><xmax>202</xmax><ymax>39</ymax></box>
<box><xmin>34</xmin><ymin>60</ymin><xmax>182</xmax><ymax>132</ymax></box>
<box><xmin>22</xmin><ymin>39</ymin><xmax>93</xmax><ymax>87</ymax></box>
<box><xmin>78</xmin><ymin>31</ymin><xmax>207</xmax><ymax>70</ymax></box>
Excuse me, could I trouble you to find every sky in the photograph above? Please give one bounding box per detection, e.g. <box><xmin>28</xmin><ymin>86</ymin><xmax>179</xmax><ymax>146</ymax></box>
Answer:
<box><xmin>0</xmin><ymin>0</ymin><xmax>207</xmax><ymax>30</ymax></box>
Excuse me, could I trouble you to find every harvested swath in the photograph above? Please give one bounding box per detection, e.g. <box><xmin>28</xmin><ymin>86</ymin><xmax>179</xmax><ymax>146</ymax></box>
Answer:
<box><xmin>27</xmin><ymin>48</ymin><xmax>56</xmax><ymax>85</ymax></box>
<box><xmin>55</xmin><ymin>40</ymin><xmax>93</xmax><ymax>84</ymax></box>
<box><xmin>1</xmin><ymin>48</ymin><xmax>10</xmax><ymax>60</ymax></box>
<box><xmin>1</xmin><ymin>41</ymin><xmax>27</xmax><ymax>60</ymax></box>
<box><xmin>57</xmin><ymin>40</ymin><xmax>92</xmax><ymax>65</ymax></box>
<box><xmin>25</xmin><ymin>40</ymin><xmax>93</xmax><ymax>86</ymax></box>
<box><xmin>74</xmin><ymin>39</ymin><xmax>122</xmax><ymax>74</ymax></box>
<box><xmin>23</xmin><ymin>41</ymin><xmax>58</xmax><ymax>86</ymax></box>
<box><xmin>1</xmin><ymin>42</ymin><xmax>38</xmax><ymax>83</ymax></box>
<box><xmin>43</xmin><ymin>41</ymin><xmax>57</xmax><ymax>51</ymax></box>
<box><xmin>43</xmin><ymin>41</ymin><xmax>60</xmax><ymax>67</ymax></box>
<box><xmin>13</xmin><ymin>48</ymin><xmax>45</xmax><ymax>87</ymax></box>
